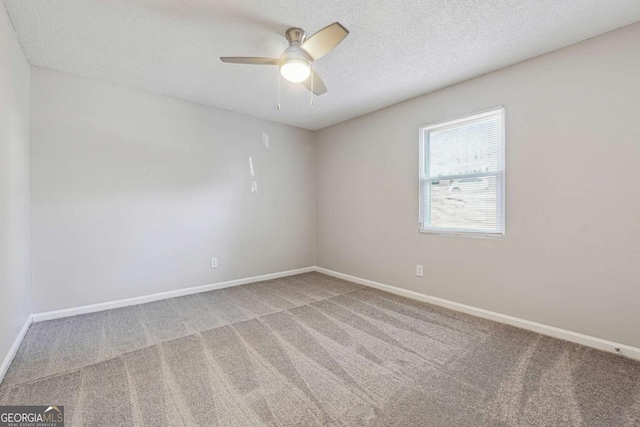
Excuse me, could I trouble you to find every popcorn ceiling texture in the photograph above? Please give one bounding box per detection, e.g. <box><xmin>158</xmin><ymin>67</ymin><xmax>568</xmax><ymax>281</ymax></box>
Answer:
<box><xmin>3</xmin><ymin>0</ymin><xmax>640</xmax><ymax>130</ymax></box>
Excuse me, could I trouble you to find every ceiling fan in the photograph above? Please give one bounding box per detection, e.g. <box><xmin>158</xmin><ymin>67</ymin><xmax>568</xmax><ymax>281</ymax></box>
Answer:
<box><xmin>220</xmin><ymin>22</ymin><xmax>349</xmax><ymax>96</ymax></box>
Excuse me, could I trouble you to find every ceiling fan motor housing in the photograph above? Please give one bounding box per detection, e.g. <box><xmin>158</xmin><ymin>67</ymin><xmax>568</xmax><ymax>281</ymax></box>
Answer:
<box><xmin>281</xmin><ymin>45</ymin><xmax>313</xmax><ymax>63</ymax></box>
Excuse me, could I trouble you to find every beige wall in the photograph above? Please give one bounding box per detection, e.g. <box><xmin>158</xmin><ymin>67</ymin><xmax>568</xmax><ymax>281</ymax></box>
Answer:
<box><xmin>315</xmin><ymin>23</ymin><xmax>640</xmax><ymax>347</ymax></box>
<box><xmin>30</xmin><ymin>67</ymin><xmax>315</xmax><ymax>313</ymax></box>
<box><xmin>20</xmin><ymin>19</ymin><xmax>640</xmax><ymax>348</ymax></box>
<box><xmin>0</xmin><ymin>5</ymin><xmax>31</xmax><ymax>368</ymax></box>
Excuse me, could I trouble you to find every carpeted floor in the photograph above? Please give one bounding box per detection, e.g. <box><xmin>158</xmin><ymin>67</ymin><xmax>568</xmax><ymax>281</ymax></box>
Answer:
<box><xmin>1</xmin><ymin>272</ymin><xmax>639</xmax><ymax>426</ymax></box>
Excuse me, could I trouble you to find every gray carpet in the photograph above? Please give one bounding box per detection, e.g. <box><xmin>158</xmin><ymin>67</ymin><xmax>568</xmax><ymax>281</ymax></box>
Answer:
<box><xmin>1</xmin><ymin>272</ymin><xmax>639</xmax><ymax>426</ymax></box>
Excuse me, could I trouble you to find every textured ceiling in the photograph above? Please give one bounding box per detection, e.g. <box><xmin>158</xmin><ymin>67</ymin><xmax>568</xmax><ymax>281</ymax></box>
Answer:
<box><xmin>4</xmin><ymin>1</ymin><xmax>640</xmax><ymax>130</ymax></box>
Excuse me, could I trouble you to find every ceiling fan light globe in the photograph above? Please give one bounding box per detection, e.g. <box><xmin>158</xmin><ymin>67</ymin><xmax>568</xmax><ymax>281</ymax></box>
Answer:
<box><xmin>280</xmin><ymin>59</ymin><xmax>311</xmax><ymax>83</ymax></box>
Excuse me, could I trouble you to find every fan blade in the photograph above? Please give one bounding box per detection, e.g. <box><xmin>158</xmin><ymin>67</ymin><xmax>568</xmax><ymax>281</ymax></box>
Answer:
<box><xmin>301</xmin><ymin>22</ymin><xmax>349</xmax><ymax>61</ymax></box>
<box><xmin>302</xmin><ymin>69</ymin><xmax>328</xmax><ymax>96</ymax></box>
<box><xmin>220</xmin><ymin>57</ymin><xmax>279</xmax><ymax>65</ymax></box>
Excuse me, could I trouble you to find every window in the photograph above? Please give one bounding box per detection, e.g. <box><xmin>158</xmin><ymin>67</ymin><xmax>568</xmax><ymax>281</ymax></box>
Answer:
<box><xmin>419</xmin><ymin>107</ymin><xmax>505</xmax><ymax>237</ymax></box>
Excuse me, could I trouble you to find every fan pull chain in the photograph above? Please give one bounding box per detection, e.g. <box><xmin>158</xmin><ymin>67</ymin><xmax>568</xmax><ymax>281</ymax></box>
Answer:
<box><xmin>277</xmin><ymin>70</ymin><xmax>281</xmax><ymax>111</ymax></box>
<box><xmin>310</xmin><ymin>68</ymin><xmax>314</xmax><ymax>106</ymax></box>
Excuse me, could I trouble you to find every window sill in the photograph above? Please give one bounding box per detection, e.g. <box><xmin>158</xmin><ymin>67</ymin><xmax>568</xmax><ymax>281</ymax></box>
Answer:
<box><xmin>418</xmin><ymin>229</ymin><xmax>505</xmax><ymax>240</ymax></box>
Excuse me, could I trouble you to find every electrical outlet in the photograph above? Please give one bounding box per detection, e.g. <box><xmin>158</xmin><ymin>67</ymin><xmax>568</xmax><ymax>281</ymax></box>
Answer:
<box><xmin>210</xmin><ymin>258</ymin><xmax>218</xmax><ymax>269</ymax></box>
<box><xmin>263</xmin><ymin>132</ymin><xmax>270</xmax><ymax>148</ymax></box>
<box><xmin>416</xmin><ymin>265</ymin><xmax>423</xmax><ymax>277</ymax></box>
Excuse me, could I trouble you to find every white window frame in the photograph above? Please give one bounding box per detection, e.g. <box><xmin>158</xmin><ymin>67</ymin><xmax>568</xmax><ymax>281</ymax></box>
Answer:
<box><xmin>419</xmin><ymin>106</ymin><xmax>505</xmax><ymax>238</ymax></box>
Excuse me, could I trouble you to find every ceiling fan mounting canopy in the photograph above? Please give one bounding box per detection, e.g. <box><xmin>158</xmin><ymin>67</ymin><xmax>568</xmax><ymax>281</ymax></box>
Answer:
<box><xmin>220</xmin><ymin>22</ymin><xmax>349</xmax><ymax>95</ymax></box>
<box><xmin>285</xmin><ymin>27</ymin><xmax>306</xmax><ymax>44</ymax></box>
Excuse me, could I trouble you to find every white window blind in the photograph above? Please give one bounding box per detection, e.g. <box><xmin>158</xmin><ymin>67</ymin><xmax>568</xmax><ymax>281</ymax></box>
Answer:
<box><xmin>419</xmin><ymin>107</ymin><xmax>505</xmax><ymax>236</ymax></box>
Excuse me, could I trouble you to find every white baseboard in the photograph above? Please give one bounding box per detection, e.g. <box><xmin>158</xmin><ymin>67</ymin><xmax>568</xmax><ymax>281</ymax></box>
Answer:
<box><xmin>27</xmin><ymin>264</ymin><xmax>640</xmax><ymax>362</ymax></box>
<box><xmin>32</xmin><ymin>267</ymin><xmax>315</xmax><ymax>323</ymax></box>
<box><xmin>0</xmin><ymin>316</ymin><xmax>32</xmax><ymax>385</ymax></box>
<box><xmin>314</xmin><ymin>267</ymin><xmax>640</xmax><ymax>361</ymax></box>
